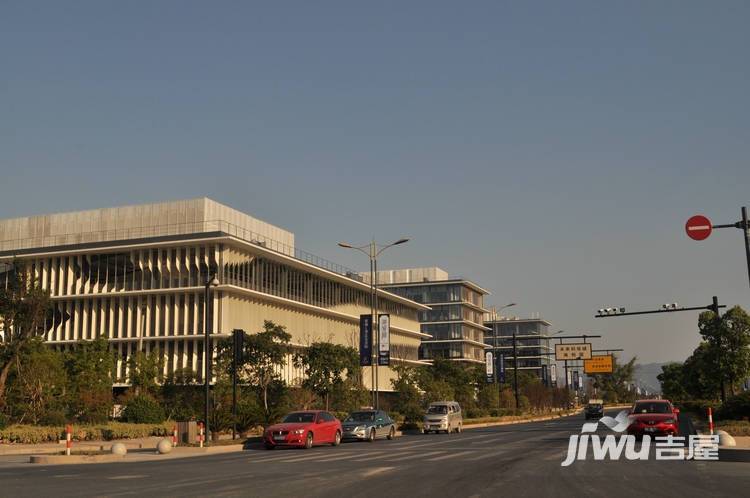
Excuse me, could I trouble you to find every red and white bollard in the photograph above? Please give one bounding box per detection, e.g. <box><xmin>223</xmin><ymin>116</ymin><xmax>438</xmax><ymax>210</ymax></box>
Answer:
<box><xmin>708</xmin><ymin>407</ymin><xmax>714</xmax><ymax>435</ymax></box>
<box><xmin>198</xmin><ymin>422</ymin><xmax>204</xmax><ymax>448</ymax></box>
<box><xmin>172</xmin><ymin>424</ymin><xmax>178</xmax><ymax>447</ymax></box>
<box><xmin>65</xmin><ymin>424</ymin><xmax>72</xmax><ymax>456</ymax></box>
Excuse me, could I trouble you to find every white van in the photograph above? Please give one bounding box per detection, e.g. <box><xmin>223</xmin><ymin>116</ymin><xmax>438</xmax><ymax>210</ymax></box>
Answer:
<box><xmin>422</xmin><ymin>401</ymin><xmax>463</xmax><ymax>434</ymax></box>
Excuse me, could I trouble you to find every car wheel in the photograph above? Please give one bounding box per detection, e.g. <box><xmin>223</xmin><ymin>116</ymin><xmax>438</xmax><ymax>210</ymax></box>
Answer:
<box><xmin>368</xmin><ymin>428</ymin><xmax>376</xmax><ymax>442</ymax></box>
<box><xmin>387</xmin><ymin>426</ymin><xmax>395</xmax><ymax>440</ymax></box>
<box><xmin>332</xmin><ymin>430</ymin><xmax>341</xmax><ymax>446</ymax></box>
<box><xmin>304</xmin><ymin>432</ymin><xmax>313</xmax><ymax>449</ymax></box>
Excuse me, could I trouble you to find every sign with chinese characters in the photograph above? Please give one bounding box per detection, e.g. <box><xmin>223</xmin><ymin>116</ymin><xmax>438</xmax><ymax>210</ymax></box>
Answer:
<box><xmin>555</xmin><ymin>343</ymin><xmax>592</xmax><ymax>361</ymax></box>
<box><xmin>498</xmin><ymin>353</ymin><xmax>506</xmax><ymax>383</ymax></box>
<box><xmin>359</xmin><ymin>315</ymin><xmax>372</xmax><ymax>366</ymax></box>
<box><xmin>378</xmin><ymin>314</ymin><xmax>390</xmax><ymax>366</ymax></box>
<box><xmin>584</xmin><ymin>355</ymin><xmax>614</xmax><ymax>374</ymax></box>
<box><xmin>550</xmin><ymin>363</ymin><xmax>557</xmax><ymax>387</ymax></box>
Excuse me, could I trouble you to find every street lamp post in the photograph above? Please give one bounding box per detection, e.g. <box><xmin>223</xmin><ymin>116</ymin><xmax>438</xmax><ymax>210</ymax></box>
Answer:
<box><xmin>203</xmin><ymin>274</ymin><xmax>219</xmax><ymax>445</ymax></box>
<box><xmin>338</xmin><ymin>238</ymin><xmax>409</xmax><ymax>410</ymax></box>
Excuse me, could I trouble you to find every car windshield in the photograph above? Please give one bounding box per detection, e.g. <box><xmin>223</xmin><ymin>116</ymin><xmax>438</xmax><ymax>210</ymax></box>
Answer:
<box><xmin>588</xmin><ymin>404</ymin><xmax>602</xmax><ymax>408</ymax></box>
<box><xmin>427</xmin><ymin>405</ymin><xmax>448</xmax><ymax>414</ymax></box>
<box><xmin>282</xmin><ymin>412</ymin><xmax>316</xmax><ymax>423</ymax></box>
<box><xmin>633</xmin><ymin>402</ymin><xmax>671</xmax><ymax>414</ymax></box>
<box><xmin>345</xmin><ymin>412</ymin><xmax>375</xmax><ymax>422</ymax></box>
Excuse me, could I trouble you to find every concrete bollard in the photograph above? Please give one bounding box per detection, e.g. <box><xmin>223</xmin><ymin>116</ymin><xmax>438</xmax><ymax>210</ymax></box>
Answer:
<box><xmin>172</xmin><ymin>424</ymin><xmax>178</xmax><ymax>447</ymax></box>
<box><xmin>157</xmin><ymin>438</ymin><xmax>173</xmax><ymax>454</ymax></box>
<box><xmin>198</xmin><ymin>422</ymin><xmax>204</xmax><ymax>448</ymax></box>
<box><xmin>708</xmin><ymin>407</ymin><xmax>714</xmax><ymax>435</ymax></box>
<box><xmin>111</xmin><ymin>443</ymin><xmax>127</xmax><ymax>455</ymax></box>
<box><xmin>717</xmin><ymin>430</ymin><xmax>736</xmax><ymax>447</ymax></box>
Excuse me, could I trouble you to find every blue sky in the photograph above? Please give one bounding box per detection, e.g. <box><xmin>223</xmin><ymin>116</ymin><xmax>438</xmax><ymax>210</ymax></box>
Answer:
<box><xmin>2</xmin><ymin>1</ymin><xmax>749</xmax><ymax>364</ymax></box>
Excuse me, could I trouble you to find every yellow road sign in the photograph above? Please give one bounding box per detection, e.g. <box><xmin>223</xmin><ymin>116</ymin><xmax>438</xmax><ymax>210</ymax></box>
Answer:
<box><xmin>584</xmin><ymin>355</ymin><xmax>614</xmax><ymax>374</ymax></box>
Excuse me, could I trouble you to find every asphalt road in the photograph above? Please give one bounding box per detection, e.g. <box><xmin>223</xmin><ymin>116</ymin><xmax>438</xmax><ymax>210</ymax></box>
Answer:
<box><xmin>1</xmin><ymin>410</ymin><xmax>748</xmax><ymax>498</ymax></box>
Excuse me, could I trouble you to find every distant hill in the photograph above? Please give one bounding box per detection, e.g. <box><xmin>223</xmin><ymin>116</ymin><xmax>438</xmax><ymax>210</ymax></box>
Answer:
<box><xmin>634</xmin><ymin>363</ymin><xmax>669</xmax><ymax>395</ymax></box>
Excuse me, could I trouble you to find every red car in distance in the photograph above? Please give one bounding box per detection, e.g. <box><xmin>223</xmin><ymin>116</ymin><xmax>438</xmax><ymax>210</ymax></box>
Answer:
<box><xmin>264</xmin><ymin>410</ymin><xmax>342</xmax><ymax>450</ymax></box>
<box><xmin>627</xmin><ymin>399</ymin><xmax>680</xmax><ymax>438</ymax></box>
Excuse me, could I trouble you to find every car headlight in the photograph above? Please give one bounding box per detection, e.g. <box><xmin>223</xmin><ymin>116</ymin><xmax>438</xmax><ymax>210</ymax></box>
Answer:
<box><xmin>354</xmin><ymin>426</ymin><xmax>363</xmax><ymax>432</ymax></box>
<box><xmin>293</xmin><ymin>429</ymin><xmax>305</xmax><ymax>435</ymax></box>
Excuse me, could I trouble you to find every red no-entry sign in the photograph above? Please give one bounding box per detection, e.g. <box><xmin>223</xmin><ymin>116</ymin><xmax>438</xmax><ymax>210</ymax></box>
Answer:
<box><xmin>686</xmin><ymin>215</ymin><xmax>713</xmax><ymax>241</ymax></box>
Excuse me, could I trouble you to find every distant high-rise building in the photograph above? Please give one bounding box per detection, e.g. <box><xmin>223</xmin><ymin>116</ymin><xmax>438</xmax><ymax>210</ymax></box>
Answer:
<box><xmin>368</xmin><ymin>267</ymin><xmax>490</xmax><ymax>363</ymax></box>
<box><xmin>483</xmin><ymin>314</ymin><xmax>552</xmax><ymax>379</ymax></box>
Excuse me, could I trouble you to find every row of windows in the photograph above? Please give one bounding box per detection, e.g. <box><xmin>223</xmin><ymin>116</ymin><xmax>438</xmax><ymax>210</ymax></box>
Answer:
<box><xmin>386</xmin><ymin>283</ymin><xmax>484</xmax><ymax>308</ymax></box>
<box><xmin>2</xmin><ymin>244</ymin><xmax>418</xmax><ymax>321</ymax></box>
<box><xmin>421</xmin><ymin>323</ymin><xmax>484</xmax><ymax>343</ymax></box>
<box><xmin>419</xmin><ymin>304</ymin><xmax>484</xmax><ymax>324</ymax></box>
<box><xmin>44</xmin><ymin>293</ymin><xmax>208</xmax><ymax>342</ymax></box>
<box><xmin>489</xmin><ymin>322</ymin><xmax>549</xmax><ymax>337</ymax></box>
<box><xmin>420</xmin><ymin>342</ymin><xmax>485</xmax><ymax>361</ymax></box>
<box><xmin>224</xmin><ymin>249</ymin><xmax>417</xmax><ymax>320</ymax></box>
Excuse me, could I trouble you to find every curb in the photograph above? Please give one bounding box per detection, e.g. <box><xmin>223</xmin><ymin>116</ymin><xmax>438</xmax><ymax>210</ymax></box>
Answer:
<box><xmin>719</xmin><ymin>447</ymin><xmax>750</xmax><ymax>463</ymax></box>
<box><xmin>463</xmin><ymin>410</ymin><xmax>584</xmax><ymax>430</ymax></box>
<box><xmin>30</xmin><ymin>454</ymin><xmax>126</xmax><ymax>465</ymax></box>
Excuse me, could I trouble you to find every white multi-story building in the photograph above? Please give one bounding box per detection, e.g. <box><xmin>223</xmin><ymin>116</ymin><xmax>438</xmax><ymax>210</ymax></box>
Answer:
<box><xmin>0</xmin><ymin>198</ymin><xmax>429</xmax><ymax>389</ymax></box>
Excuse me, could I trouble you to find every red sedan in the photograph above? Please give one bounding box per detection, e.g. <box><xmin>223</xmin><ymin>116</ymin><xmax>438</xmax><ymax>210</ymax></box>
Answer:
<box><xmin>627</xmin><ymin>399</ymin><xmax>680</xmax><ymax>438</ymax></box>
<box><xmin>264</xmin><ymin>410</ymin><xmax>342</xmax><ymax>450</ymax></box>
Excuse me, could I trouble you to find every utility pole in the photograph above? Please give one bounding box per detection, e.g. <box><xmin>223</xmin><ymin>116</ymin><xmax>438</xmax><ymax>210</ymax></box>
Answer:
<box><xmin>512</xmin><ymin>327</ymin><xmax>519</xmax><ymax>410</ymax></box>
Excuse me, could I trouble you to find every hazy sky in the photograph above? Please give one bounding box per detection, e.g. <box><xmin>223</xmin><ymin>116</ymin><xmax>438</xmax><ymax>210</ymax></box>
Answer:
<box><xmin>2</xmin><ymin>1</ymin><xmax>749</xmax><ymax>364</ymax></box>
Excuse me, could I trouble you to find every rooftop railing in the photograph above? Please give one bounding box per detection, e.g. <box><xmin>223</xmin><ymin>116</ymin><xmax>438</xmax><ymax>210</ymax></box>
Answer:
<box><xmin>0</xmin><ymin>219</ymin><xmax>361</xmax><ymax>280</ymax></box>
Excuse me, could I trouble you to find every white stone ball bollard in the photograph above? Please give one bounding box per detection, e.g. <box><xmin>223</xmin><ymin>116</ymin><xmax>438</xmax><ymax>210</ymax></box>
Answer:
<box><xmin>157</xmin><ymin>438</ymin><xmax>173</xmax><ymax>454</ymax></box>
<box><xmin>716</xmin><ymin>430</ymin><xmax>736</xmax><ymax>447</ymax></box>
<box><xmin>111</xmin><ymin>443</ymin><xmax>127</xmax><ymax>455</ymax></box>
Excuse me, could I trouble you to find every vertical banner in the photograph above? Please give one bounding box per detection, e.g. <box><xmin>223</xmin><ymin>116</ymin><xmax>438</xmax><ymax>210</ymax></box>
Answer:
<box><xmin>572</xmin><ymin>370</ymin><xmax>580</xmax><ymax>391</ymax></box>
<box><xmin>359</xmin><ymin>315</ymin><xmax>372</xmax><ymax>366</ymax></box>
<box><xmin>378</xmin><ymin>314</ymin><xmax>390</xmax><ymax>366</ymax></box>
<box><xmin>541</xmin><ymin>364</ymin><xmax>548</xmax><ymax>386</ymax></box>
<box><xmin>485</xmin><ymin>351</ymin><xmax>494</xmax><ymax>383</ymax></box>
<box><xmin>550</xmin><ymin>363</ymin><xmax>557</xmax><ymax>387</ymax></box>
<box><xmin>498</xmin><ymin>353</ymin><xmax>506</xmax><ymax>383</ymax></box>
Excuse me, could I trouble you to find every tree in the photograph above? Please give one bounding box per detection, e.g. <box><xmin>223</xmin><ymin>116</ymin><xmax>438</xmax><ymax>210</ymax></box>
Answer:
<box><xmin>127</xmin><ymin>350</ymin><xmax>163</xmax><ymax>397</ymax></box>
<box><xmin>682</xmin><ymin>342</ymin><xmax>721</xmax><ymax>400</ymax></box>
<box><xmin>5</xmin><ymin>338</ymin><xmax>68</xmax><ymax>425</ymax></box>
<box><xmin>699</xmin><ymin>306</ymin><xmax>750</xmax><ymax>401</ymax></box>
<box><xmin>224</xmin><ymin>321</ymin><xmax>291</xmax><ymax>417</ymax></box>
<box><xmin>294</xmin><ymin>343</ymin><xmax>359</xmax><ymax>410</ymax></box>
<box><xmin>657</xmin><ymin>362</ymin><xmax>688</xmax><ymax>401</ymax></box>
<box><xmin>0</xmin><ymin>261</ymin><xmax>52</xmax><ymax>405</ymax></box>
<box><xmin>590</xmin><ymin>356</ymin><xmax>637</xmax><ymax>403</ymax></box>
<box><xmin>390</xmin><ymin>365</ymin><xmax>423</xmax><ymax>426</ymax></box>
<box><xmin>65</xmin><ymin>336</ymin><xmax>115</xmax><ymax>423</ymax></box>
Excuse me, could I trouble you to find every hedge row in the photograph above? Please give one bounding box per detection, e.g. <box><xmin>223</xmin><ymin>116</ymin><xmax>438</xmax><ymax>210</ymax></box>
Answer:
<box><xmin>0</xmin><ymin>422</ymin><xmax>174</xmax><ymax>444</ymax></box>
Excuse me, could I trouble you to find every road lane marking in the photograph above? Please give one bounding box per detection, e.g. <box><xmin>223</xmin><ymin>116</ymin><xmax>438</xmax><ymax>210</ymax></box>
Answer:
<box><xmin>361</xmin><ymin>467</ymin><xmax>394</xmax><ymax>478</ymax></box>
<box><xmin>388</xmin><ymin>450</ymin><xmax>442</xmax><ymax>461</ymax></box>
<box><xmin>107</xmin><ymin>475</ymin><xmax>148</xmax><ymax>480</ymax></box>
<box><xmin>426</xmin><ymin>450</ymin><xmax>474</xmax><ymax>461</ymax></box>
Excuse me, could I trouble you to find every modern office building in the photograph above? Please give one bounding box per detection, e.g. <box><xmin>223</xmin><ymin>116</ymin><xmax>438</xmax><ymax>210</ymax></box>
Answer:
<box><xmin>483</xmin><ymin>313</ymin><xmax>552</xmax><ymax>379</ymax></box>
<box><xmin>0</xmin><ymin>198</ymin><xmax>429</xmax><ymax>390</ymax></box>
<box><xmin>370</xmin><ymin>267</ymin><xmax>490</xmax><ymax>364</ymax></box>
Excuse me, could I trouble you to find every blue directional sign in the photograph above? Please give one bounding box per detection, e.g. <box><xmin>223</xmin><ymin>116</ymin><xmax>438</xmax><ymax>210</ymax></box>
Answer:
<box><xmin>359</xmin><ymin>315</ymin><xmax>372</xmax><ymax>366</ymax></box>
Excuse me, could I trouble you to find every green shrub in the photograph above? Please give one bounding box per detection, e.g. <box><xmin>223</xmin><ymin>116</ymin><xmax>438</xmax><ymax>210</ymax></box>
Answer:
<box><xmin>0</xmin><ymin>422</ymin><xmax>173</xmax><ymax>444</ymax></box>
<box><xmin>0</xmin><ymin>413</ymin><xmax>8</xmax><ymax>430</ymax></box>
<box><xmin>717</xmin><ymin>392</ymin><xmax>750</xmax><ymax>421</ymax></box>
<box><xmin>674</xmin><ymin>399</ymin><xmax>717</xmax><ymax>417</ymax></box>
<box><xmin>121</xmin><ymin>395</ymin><xmax>166</xmax><ymax>424</ymax></box>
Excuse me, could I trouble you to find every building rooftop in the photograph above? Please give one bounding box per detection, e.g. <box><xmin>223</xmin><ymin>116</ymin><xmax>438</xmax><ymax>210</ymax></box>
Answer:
<box><xmin>0</xmin><ymin>198</ymin><xmax>295</xmax><ymax>255</ymax></box>
<box><xmin>362</xmin><ymin>267</ymin><xmax>490</xmax><ymax>295</ymax></box>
